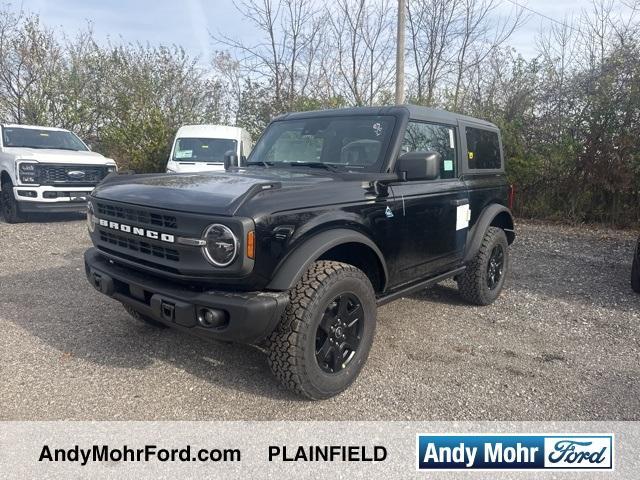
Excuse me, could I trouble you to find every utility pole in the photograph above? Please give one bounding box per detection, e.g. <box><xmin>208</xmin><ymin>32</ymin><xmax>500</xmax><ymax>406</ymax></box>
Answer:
<box><xmin>395</xmin><ymin>0</ymin><xmax>406</xmax><ymax>104</ymax></box>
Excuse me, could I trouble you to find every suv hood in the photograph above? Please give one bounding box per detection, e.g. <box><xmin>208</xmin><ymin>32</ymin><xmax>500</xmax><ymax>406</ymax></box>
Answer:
<box><xmin>5</xmin><ymin>147</ymin><xmax>115</xmax><ymax>165</ymax></box>
<box><xmin>92</xmin><ymin>169</ymin><xmax>386</xmax><ymax>216</ymax></box>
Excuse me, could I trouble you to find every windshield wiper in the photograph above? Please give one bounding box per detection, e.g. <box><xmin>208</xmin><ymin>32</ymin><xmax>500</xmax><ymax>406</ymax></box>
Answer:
<box><xmin>7</xmin><ymin>145</ymin><xmax>48</xmax><ymax>149</ymax></box>
<box><xmin>286</xmin><ymin>162</ymin><xmax>343</xmax><ymax>173</ymax></box>
<box><xmin>246</xmin><ymin>160</ymin><xmax>274</xmax><ymax>168</ymax></box>
<box><xmin>7</xmin><ymin>145</ymin><xmax>80</xmax><ymax>151</ymax></box>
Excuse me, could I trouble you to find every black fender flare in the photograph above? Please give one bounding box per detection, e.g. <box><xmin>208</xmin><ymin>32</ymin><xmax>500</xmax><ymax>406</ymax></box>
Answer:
<box><xmin>464</xmin><ymin>204</ymin><xmax>515</xmax><ymax>263</ymax></box>
<box><xmin>266</xmin><ymin>228</ymin><xmax>388</xmax><ymax>291</ymax></box>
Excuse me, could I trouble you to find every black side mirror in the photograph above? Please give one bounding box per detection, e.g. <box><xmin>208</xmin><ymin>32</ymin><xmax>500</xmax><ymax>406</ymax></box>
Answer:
<box><xmin>224</xmin><ymin>150</ymin><xmax>239</xmax><ymax>170</ymax></box>
<box><xmin>397</xmin><ymin>151</ymin><xmax>441</xmax><ymax>181</ymax></box>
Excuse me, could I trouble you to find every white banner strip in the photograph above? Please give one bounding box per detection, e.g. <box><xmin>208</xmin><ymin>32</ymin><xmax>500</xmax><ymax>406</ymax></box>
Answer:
<box><xmin>1</xmin><ymin>421</ymin><xmax>638</xmax><ymax>479</ymax></box>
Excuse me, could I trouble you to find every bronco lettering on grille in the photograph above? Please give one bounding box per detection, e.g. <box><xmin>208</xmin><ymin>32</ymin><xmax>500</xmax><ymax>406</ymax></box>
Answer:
<box><xmin>98</xmin><ymin>218</ymin><xmax>175</xmax><ymax>243</ymax></box>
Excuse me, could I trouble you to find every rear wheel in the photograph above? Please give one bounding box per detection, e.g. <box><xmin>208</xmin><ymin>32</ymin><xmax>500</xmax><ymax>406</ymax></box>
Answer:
<box><xmin>123</xmin><ymin>304</ymin><xmax>169</xmax><ymax>329</ymax></box>
<box><xmin>267</xmin><ymin>260</ymin><xmax>376</xmax><ymax>400</ymax></box>
<box><xmin>458</xmin><ymin>226</ymin><xmax>509</xmax><ymax>305</ymax></box>
<box><xmin>1</xmin><ymin>179</ymin><xmax>26</xmax><ymax>223</ymax></box>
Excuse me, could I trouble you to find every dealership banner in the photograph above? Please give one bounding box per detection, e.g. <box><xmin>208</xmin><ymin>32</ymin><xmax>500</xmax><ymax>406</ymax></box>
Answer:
<box><xmin>0</xmin><ymin>422</ymin><xmax>637</xmax><ymax>479</ymax></box>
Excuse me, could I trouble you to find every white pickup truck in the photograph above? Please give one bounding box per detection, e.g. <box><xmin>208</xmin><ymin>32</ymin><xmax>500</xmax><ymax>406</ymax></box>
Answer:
<box><xmin>0</xmin><ymin>124</ymin><xmax>117</xmax><ymax>223</ymax></box>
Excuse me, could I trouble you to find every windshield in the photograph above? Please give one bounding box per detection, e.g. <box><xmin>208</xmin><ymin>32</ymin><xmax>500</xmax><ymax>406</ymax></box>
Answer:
<box><xmin>2</xmin><ymin>127</ymin><xmax>88</xmax><ymax>151</ymax></box>
<box><xmin>172</xmin><ymin>137</ymin><xmax>237</xmax><ymax>163</ymax></box>
<box><xmin>248</xmin><ymin>115</ymin><xmax>396</xmax><ymax>172</ymax></box>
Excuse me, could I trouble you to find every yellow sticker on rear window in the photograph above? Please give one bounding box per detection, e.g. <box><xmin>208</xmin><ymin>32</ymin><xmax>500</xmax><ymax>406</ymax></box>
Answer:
<box><xmin>468</xmin><ymin>151</ymin><xmax>474</xmax><ymax>159</ymax></box>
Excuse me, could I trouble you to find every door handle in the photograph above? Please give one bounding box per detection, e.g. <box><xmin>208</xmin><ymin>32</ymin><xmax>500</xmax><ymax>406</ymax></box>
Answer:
<box><xmin>450</xmin><ymin>199</ymin><xmax>469</xmax><ymax>207</ymax></box>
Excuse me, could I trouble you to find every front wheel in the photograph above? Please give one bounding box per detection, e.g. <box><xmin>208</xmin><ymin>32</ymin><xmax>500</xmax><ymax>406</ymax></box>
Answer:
<box><xmin>267</xmin><ymin>260</ymin><xmax>377</xmax><ymax>400</ymax></box>
<box><xmin>458</xmin><ymin>226</ymin><xmax>509</xmax><ymax>305</ymax></box>
<box><xmin>1</xmin><ymin>179</ymin><xmax>26</xmax><ymax>223</ymax></box>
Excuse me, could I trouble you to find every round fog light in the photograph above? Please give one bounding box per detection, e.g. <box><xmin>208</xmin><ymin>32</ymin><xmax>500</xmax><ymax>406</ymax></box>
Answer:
<box><xmin>197</xmin><ymin>308</ymin><xmax>228</xmax><ymax>329</ymax></box>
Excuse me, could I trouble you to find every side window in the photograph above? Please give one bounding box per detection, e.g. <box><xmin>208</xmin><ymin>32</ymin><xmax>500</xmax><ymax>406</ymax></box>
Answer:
<box><xmin>465</xmin><ymin>127</ymin><xmax>501</xmax><ymax>169</ymax></box>
<box><xmin>401</xmin><ymin>121</ymin><xmax>457</xmax><ymax>179</ymax></box>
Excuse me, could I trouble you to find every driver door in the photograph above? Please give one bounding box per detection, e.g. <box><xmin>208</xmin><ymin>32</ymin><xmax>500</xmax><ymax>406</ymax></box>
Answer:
<box><xmin>388</xmin><ymin>121</ymin><xmax>468</xmax><ymax>285</ymax></box>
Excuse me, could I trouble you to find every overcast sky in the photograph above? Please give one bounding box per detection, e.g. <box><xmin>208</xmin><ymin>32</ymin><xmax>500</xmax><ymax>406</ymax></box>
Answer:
<box><xmin>18</xmin><ymin>0</ymin><xmax>589</xmax><ymax>61</ymax></box>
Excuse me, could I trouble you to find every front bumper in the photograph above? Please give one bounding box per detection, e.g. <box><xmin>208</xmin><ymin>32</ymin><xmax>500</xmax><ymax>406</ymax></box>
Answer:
<box><xmin>14</xmin><ymin>185</ymin><xmax>92</xmax><ymax>212</ymax></box>
<box><xmin>84</xmin><ymin>248</ymin><xmax>288</xmax><ymax>344</ymax></box>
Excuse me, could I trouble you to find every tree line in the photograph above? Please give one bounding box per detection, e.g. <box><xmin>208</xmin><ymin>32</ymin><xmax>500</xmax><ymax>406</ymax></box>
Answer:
<box><xmin>0</xmin><ymin>0</ymin><xmax>638</xmax><ymax>225</ymax></box>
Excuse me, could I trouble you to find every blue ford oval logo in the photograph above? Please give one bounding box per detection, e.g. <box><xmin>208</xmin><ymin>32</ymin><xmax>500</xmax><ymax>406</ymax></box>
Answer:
<box><xmin>67</xmin><ymin>170</ymin><xmax>86</xmax><ymax>179</ymax></box>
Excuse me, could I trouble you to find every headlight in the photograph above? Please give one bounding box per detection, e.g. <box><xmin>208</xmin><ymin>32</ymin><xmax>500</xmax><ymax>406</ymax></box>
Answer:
<box><xmin>106</xmin><ymin>164</ymin><xmax>117</xmax><ymax>173</ymax></box>
<box><xmin>87</xmin><ymin>203</ymin><xmax>96</xmax><ymax>233</ymax></box>
<box><xmin>18</xmin><ymin>162</ymin><xmax>38</xmax><ymax>183</ymax></box>
<box><xmin>202</xmin><ymin>224</ymin><xmax>238</xmax><ymax>267</ymax></box>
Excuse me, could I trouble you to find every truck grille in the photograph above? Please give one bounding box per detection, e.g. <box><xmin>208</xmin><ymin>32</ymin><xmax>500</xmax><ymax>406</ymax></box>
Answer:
<box><xmin>96</xmin><ymin>202</ymin><xmax>178</xmax><ymax>230</ymax></box>
<box><xmin>35</xmin><ymin>164</ymin><xmax>109</xmax><ymax>185</ymax></box>
<box><xmin>100</xmin><ymin>231</ymin><xmax>180</xmax><ymax>262</ymax></box>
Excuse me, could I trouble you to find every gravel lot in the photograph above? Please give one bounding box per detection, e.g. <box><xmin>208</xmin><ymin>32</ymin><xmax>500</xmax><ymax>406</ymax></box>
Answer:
<box><xmin>1</xmin><ymin>215</ymin><xmax>639</xmax><ymax>420</ymax></box>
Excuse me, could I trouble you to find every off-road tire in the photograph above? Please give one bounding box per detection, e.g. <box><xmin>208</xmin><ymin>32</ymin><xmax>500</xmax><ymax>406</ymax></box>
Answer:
<box><xmin>123</xmin><ymin>304</ymin><xmax>169</xmax><ymax>329</ymax></box>
<box><xmin>458</xmin><ymin>226</ymin><xmax>509</xmax><ymax>306</ymax></box>
<box><xmin>266</xmin><ymin>260</ymin><xmax>376</xmax><ymax>400</ymax></box>
<box><xmin>1</xmin><ymin>179</ymin><xmax>26</xmax><ymax>223</ymax></box>
<box><xmin>631</xmin><ymin>254</ymin><xmax>640</xmax><ymax>293</ymax></box>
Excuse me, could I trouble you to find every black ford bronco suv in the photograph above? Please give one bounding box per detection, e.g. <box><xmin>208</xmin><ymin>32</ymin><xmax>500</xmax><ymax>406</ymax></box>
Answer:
<box><xmin>84</xmin><ymin>106</ymin><xmax>515</xmax><ymax>399</ymax></box>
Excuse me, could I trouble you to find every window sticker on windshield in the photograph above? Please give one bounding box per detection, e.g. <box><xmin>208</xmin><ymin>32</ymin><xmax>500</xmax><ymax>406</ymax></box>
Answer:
<box><xmin>444</xmin><ymin>160</ymin><xmax>454</xmax><ymax>171</ymax></box>
<box><xmin>39</xmin><ymin>133</ymin><xmax>49</xmax><ymax>137</ymax></box>
<box><xmin>175</xmin><ymin>150</ymin><xmax>193</xmax><ymax>159</ymax></box>
<box><xmin>372</xmin><ymin>122</ymin><xmax>383</xmax><ymax>137</ymax></box>
<box><xmin>201</xmin><ymin>145</ymin><xmax>208</xmax><ymax>149</ymax></box>
<box><xmin>449</xmin><ymin>129</ymin><xmax>455</xmax><ymax>149</ymax></box>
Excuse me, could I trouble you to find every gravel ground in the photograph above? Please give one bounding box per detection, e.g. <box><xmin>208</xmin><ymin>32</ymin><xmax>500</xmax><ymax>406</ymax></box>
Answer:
<box><xmin>1</xmin><ymin>215</ymin><xmax>639</xmax><ymax>420</ymax></box>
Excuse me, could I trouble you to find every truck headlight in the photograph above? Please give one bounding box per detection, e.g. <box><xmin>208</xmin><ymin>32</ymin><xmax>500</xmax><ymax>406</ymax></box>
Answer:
<box><xmin>18</xmin><ymin>162</ymin><xmax>38</xmax><ymax>183</ymax></box>
<box><xmin>202</xmin><ymin>224</ymin><xmax>238</xmax><ymax>267</ymax></box>
<box><xmin>106</xmin><ymin>165</ymin><xmax>117</xmax><ymax>174</ymax></box>
<box><xmin>87</xmin><ymin>203</ymin><xmax>96</xmax><ymax>233</ymax></box>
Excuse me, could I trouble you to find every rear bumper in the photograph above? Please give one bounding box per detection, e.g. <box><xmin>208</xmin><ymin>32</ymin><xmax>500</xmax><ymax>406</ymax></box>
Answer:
<box><xmin>84</xmin><ymin>248</ymin><xmax>288</xmax><ymax>344</ymax></box>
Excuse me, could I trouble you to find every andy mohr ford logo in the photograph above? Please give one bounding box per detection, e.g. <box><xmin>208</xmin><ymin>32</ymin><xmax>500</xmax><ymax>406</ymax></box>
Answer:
<box><xmin>417</xmin><ymin>434</ymin><xmax>614</xmax><ymax>471</ymax></box>
<box><xmin>98</xmin><ymin>219</ymin><xmax>175</xmax><ymax>243</ymax></box>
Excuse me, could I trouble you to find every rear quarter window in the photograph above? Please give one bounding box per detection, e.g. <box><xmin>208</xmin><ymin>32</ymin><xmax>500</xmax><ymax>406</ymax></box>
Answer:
<box><xmin>465</xmin><ymin>127</ymin><xmax>502</xmax><ymax>170</ymax></box>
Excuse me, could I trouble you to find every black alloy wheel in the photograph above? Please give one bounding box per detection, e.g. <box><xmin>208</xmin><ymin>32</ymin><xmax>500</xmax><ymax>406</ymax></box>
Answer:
<box><xmin>315</xmin><ymin>293</ymin><xmax>363</xmax><ymax>374</ymax></box>
<box><xmin>486</xmin><ymin>244</ymin><xmax>505</xmax><ymax>290</ymax></box>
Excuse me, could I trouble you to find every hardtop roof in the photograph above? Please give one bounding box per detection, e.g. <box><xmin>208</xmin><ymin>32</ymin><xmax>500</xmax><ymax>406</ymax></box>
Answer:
<box><xmin>274</xmin><ymin>105</ymin><xmax>498</xmax><ymax>129</ymax></box>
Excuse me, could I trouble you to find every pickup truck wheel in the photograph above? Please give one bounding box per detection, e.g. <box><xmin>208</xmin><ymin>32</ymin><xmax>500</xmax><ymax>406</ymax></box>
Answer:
<box><xmin>458</xmin><ymin>226</ymin><xmax>509</xmax><ymax>305</ymax></box>
<box><xmin>122</xmin><ymin>304</ymin><xmax>169</xmax><ymax>329</ymax></box>
<box><xmin>1</xmin><ymin>179</ymin><xmax>26</xmax><ymax>223</ymax></box>
<box><xmin>266</xmin><ymin>260</ymin><xmax>376</xmax><ymax>400</ymax></box>
<box><xmin>631</xmin><ymin>254</ymin><xmax>640</xmax><ymax>293</ymax></box>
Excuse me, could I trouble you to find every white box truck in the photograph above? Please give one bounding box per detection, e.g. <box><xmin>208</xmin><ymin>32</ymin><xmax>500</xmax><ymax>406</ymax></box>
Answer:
<box><xmin>165</xmin><ymin>125</ymin><xmax>252</xmax><ymax>173</ymax></box>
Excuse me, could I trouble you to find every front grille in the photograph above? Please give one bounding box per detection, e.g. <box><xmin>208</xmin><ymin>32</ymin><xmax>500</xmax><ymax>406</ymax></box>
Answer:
<box><xmin>100</xmin><ymin>230</ymin><xmax>180</xmax><ymax>262</ymax></box>
<box><xmin>97</xmin><ymin>202</ymin><xmax>178</xmax><ymax>230</ymax></box>
<box><xmin>35</xmin><ymin>164</ymin><xmax>109</xmax><ymax>185</ymax></box>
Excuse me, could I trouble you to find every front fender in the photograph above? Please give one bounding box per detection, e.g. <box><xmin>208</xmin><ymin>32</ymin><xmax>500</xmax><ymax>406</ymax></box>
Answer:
<box><xmin>266</xmin><ymin>228</ymin><xmax>388</xmax><ymax>291</ymax></box>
